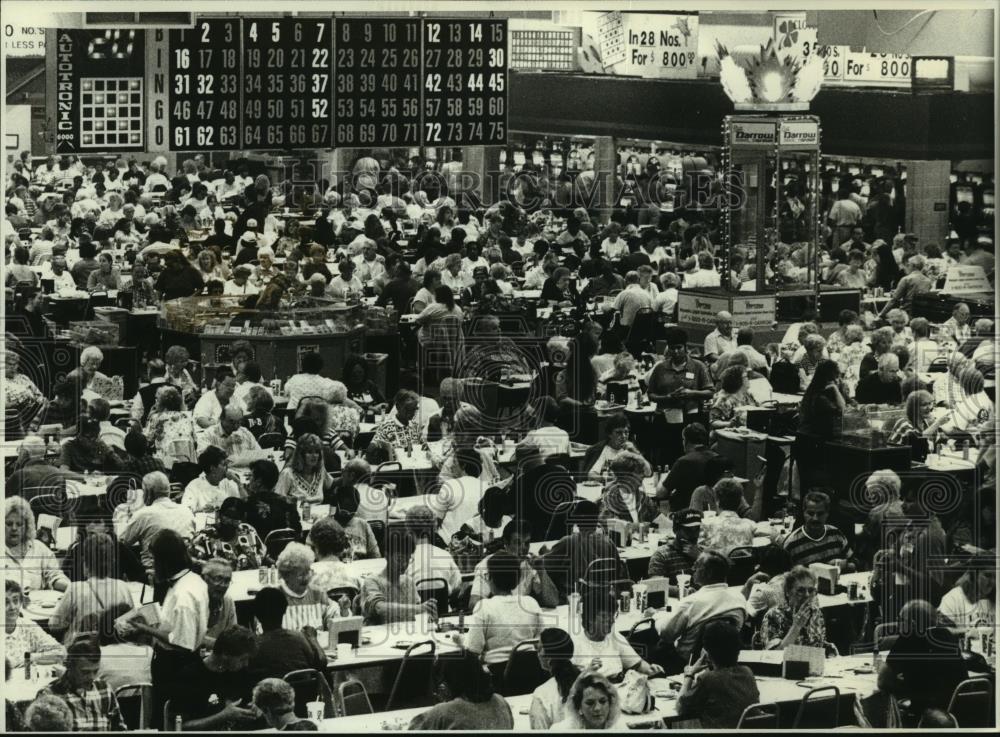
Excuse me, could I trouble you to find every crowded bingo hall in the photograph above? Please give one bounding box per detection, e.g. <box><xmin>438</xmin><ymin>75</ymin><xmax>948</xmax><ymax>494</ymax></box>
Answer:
<box><xmin>2</xmin><ymin>1</ymin><xmax>997</xmax><ymax>732</ymax></box>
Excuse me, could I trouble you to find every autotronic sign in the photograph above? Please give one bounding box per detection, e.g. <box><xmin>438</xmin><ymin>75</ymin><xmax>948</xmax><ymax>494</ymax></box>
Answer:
<box><xmin>779</xmin><ymin>120</ymin><xmax>819</xmax><ymax>148</ymax></box>
<box><xmin>730</xmin><ymin>120</ymin><xmax>777</xmax><ymax>147</ymax></box>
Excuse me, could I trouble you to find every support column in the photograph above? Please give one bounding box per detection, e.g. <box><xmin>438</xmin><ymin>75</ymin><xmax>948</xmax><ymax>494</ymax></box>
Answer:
<box><xmin>593</xmin><ymin>135</ymin><xmax>618</xmax><ymax>223</ymax></box>
<box><xmin>903</xmin><ymin>160</ymin><xmax>951</xmax><ymax>245</ymax></box>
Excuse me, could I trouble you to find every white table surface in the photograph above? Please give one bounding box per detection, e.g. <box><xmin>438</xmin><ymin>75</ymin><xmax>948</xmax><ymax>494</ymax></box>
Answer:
<box><xmin>320</xmin><ymin>654</ymin><xmax>878</xmax><ymax>729</ymax></box>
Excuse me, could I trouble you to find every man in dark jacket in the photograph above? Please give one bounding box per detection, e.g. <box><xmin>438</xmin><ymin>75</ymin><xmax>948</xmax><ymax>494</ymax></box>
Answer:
<box><xmin>506</xmin><ymin>442</ymin><xmax>576</xmax><ymax>542</ymax></box>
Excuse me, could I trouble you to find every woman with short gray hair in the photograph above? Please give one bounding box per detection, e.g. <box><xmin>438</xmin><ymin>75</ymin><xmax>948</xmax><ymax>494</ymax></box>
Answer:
<box><xmin>759</xmin><ymin>565</ymin><xmax>826</xmax><ymax>650</ymax></box>
<box><xmin>275</xmin><ymin>542</ymin><xmax>344</xmax><ymax>630</ymax></box>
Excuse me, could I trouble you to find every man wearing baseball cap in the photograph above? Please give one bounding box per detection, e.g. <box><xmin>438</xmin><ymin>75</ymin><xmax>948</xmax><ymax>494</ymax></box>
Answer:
<box><xmin>648</xmin><ymin>509</ymin><xmax>703</xmax><ymax>580</ymax></box>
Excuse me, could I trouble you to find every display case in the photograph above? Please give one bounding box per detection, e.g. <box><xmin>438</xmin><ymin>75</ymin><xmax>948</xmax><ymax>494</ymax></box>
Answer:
<box><xmin>158</xmin><ymin>296</ymin><xmax>399</xmax><ymax>382</ymax></box>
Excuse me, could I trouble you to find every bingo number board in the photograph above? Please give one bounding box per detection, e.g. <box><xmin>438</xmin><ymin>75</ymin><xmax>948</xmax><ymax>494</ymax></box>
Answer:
<box><xmin>53</xmin><ymin>29</ymin><xmax>146</xmax><ymax>153</ymax></box>
<box><xmin>167</xmin><ymin>16</ymin><xmax>507</xmax><ymax>150</ymax></box>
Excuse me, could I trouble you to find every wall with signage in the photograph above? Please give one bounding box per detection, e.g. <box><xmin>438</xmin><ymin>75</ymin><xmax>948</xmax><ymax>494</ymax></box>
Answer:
<box><xmin>582</xmin><ymin>11</ymin><xmax>700</xmax><ymax>79</ymax></box>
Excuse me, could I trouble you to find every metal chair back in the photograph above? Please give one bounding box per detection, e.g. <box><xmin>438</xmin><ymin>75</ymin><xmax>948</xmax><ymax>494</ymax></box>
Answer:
<box><xmin>947</xmin><ymin>677</ymin><xmax>994</xmax><ymax>728</ymax></box>
<box><xmin>792</xmin><ymin>685</ymin><xmax>841</xmax><ymax>729</ymax></box>
<box><xmin>284</xmin><ymin>668</ymin><xmax>335</xmax><ymax>719</ymax></box>
<box><xmin>736</xmin><ymin>702</ymin><xmax>780</xmax><ymax>729</ymax></box>
<box><xmin>385</xmin><ymin>640</ymin><xmax>436</xmax><ymax>711</ymax></box>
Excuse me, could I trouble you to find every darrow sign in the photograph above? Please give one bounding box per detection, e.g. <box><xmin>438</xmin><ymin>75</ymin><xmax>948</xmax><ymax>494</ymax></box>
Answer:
<box><xmin>730</xmin><ymin>121</ymin><xmax>777</xmax><ymax>147</ymax></box>
<box><xmin>779</xmin><ymin>120</ymin><xmax>819</xmax><ymax>147</ymax></box>
<box><xmin>677</xmin><ymin>292</ymin><xmax>777</xmax><ymax>329</ymax></box>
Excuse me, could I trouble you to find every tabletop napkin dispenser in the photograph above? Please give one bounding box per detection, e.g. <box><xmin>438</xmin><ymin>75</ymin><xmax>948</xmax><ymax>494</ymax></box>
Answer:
<box><xmin>327</xmin><ymin>615</ymin><xmax>363</xmax><ymax>649</ymax></box>
<box><xmin>809</xmin><ymin>562</ymin><xmax>840</xmax><ymax>595</ymax></box>
<box><xmin>783</xmin><ymin>644</ymin><xmax>825</xmax><ymax>678</ymax></box>
<box><xmin>607</xmin><ymin>519</ymin><xmax>632</xmax><ymax>548</ymax></box>
<box><xmin>606</xmin><ymin>381</ymin><xmax>630</xmax><ymax>405</ymax></box>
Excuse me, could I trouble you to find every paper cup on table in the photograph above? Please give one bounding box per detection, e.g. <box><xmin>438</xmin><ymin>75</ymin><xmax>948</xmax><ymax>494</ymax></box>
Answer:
<box><xmin>337</xmin><ymin>643</ymin><xmax>353</xmax><ymax>660</ymax></box>
<box><xmin>306</xmin><ymin>701</ymin><xmax>325</xmax><ymax>721</ymax></box>
<box><xmin>676</xmin><ymin>574</ymin><xmax>691</xmax><ymax>598</ymax></box>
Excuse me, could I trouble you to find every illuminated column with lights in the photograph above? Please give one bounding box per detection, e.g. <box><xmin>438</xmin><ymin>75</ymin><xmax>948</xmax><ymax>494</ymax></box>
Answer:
<box><xmin>716</xmin><ymin>40</ymin><xmax>825</xmax><ymax>315</ymax></box>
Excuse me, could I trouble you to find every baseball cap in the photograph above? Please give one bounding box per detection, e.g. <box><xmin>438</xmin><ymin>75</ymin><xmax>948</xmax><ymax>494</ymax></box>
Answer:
<box><xmin>670</xmin><ymin>508</ymin><xmax>703</xmax><ymax>528</ymax></box>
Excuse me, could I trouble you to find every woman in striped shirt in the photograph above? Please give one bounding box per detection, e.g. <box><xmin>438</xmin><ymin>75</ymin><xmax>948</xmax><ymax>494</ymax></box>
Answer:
<box><xmin>274</xmin><ymin>542</ymin><xmax>347</xmax><ymax>632</ymax></box>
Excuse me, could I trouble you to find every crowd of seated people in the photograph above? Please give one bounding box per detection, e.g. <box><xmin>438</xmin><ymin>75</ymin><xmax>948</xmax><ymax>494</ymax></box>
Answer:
<box><xmin>3</xmin><ymin>152</ymin><xmax>996</xmax><ymax>731</ymax></box>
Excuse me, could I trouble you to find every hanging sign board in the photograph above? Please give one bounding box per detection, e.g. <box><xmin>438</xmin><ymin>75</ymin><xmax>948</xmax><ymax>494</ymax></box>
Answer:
<box><xmin>940</xmin><ymin>265</ymin><xmax>991</xmax><ymax>295</ymax></box>
<box><xmin>622</xmin><ymin>13</ymin><xmax>699</xmax><ymax>79</ymax></box>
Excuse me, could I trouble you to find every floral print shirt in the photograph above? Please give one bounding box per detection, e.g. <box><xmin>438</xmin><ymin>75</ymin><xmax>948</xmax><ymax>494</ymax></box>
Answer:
<box><xmin>759</xmin><ymin>602</ymin><xmax>826</xmax><ymax>648</ymax></box>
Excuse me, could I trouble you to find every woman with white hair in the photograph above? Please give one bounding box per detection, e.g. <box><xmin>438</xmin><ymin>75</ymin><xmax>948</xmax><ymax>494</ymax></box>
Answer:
<box><xmin>275</xmin><ymin>542</ymin><xmax>344</xmax><ymax>630</ymax></box>
<box><xmin>4</xmin><ymin>496</ymin><xmax>70</xmax><ymax>592</ymax></box>
<box><xmin>68</xmin><ymin>345</ymin><xmax>119</xmax><ymax>399</ymax></box>
<box><xmin>490</xmin><ymin>262</ymin><xmax>514</xmax><ymax>295</ymax></box>
<box><xmin>759</xmin><ymin>565</ymin><xmax>827</xmax><ymax>649</ymax></box>
<box><xmin>836</xmin><ymin>324</ymin><xmax>868</xmax><ymax>397</ymax></box>
<box><xmin>327</xmin><ymin>383</ymin><xmax>361</xmax><ymax>441</ymax></box>
<box><xmin>654</xmin><ymin>272</ymin><xmax>680</xmax><ymax>315</ymax></box>
<box><xmin>796</xmin><ymin>334</ymin><xmax>827</xmax><ymax>391</ymax></box>
<box><xmin>252</xmin><ymin>246</ymin><xmax>278</xmax><ymax>287</ymax></box>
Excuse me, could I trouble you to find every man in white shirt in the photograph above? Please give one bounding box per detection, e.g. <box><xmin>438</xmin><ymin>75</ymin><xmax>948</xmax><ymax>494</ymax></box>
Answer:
<box><xmin>462</xmin><ymin>550</ymin><xmax>544</xmax><ymax>664</ymax></box>
<box><xmin>703</xmin><ymin>311</ymin><xmax>736</xmax><ymax>362</ymax></box>
<box><xmin>39</xmin><ymin>254</ymin><xmax>77</xmax><ymax>292</ymax></box>
<box><xmin>119</xmin><ymin>471</ymin><xmax>196</xmax><ymax>568</ymax></box>
<box><xmin>192</xmin><ymin>374</ymin><xmax>237</xmax><ymax>429</ymax></box>
<box><xmin>196</xmin><ymin>407</ymin><xmax>266</xmax><ymax>466</ymax></box>
<box><xmin>404</xmin><ymin>506</ymin><xmax>462</xmax><ymax>594</ymax></box>
<box><xmin>181</xmin><ymin>446</ymin><xmax>243</xmax><ymax>513</ymax></box>
<box><xmin>941</xmin><ymin>303</ymin><xmax>972</xmax><ymax>345</ymax></box>
<box><xmin>612</xmin><ymin>272</ymin><xmax>654</xmax><ymax>327</ymax></box>
<box><xmin>656</xmin><ymin>550</ymin><xmax>749</xmax><ymax>666</ymax></box>
<box><xmin>429</xmin><ymin>450</ymin><xmax>484</xmax><ymax>543</ymax></box>
<box><xmin>352</xmin><ymin>241</ymin><xmax>386</xmax><ymax>284</ymax></box>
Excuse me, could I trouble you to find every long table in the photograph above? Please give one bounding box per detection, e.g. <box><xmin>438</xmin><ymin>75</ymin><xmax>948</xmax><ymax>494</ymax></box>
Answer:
<box><xmin>319</xmin><ymin>654</ymin><xmax>879</xmax><ymax>730</ymax></box>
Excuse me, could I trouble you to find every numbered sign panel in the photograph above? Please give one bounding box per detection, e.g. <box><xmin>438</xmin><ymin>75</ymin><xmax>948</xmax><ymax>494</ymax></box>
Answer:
<box><xmin>54</xmin><ymin>29</ymin><xmax>146</xmax><ymax>153</ymax></box>
<box><xmin>168</xmin><ymin>19</ymin><xmax>241</xmax><ymax>151</ymax></box>
<box><xmin>163</xmin><ymin>16</ymin><xmax>508</xmax><ymax>150</ymax></box>
<box><xmin>423</xmin><ymin>19</ymin><xmax>507</xmax><ymax>146</ymax></box>
<box><xmin>336</xmin><ymin>19</ymin><xmax>421</xmax><ymax>148</ymax></box>
<box><xmin>242</xmin><ymin>18</ymin><xmax>333</xmax><ymax>150</ymax></box>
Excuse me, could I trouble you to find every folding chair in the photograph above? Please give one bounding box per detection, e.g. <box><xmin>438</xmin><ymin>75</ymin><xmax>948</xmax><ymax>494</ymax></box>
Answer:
<box><xmin>627</xmin><ymin>618</ymin><xmax>661</xmax><ymax>662</ymax></box>
<box><xmin>163</xmin><ymin>700</ymin><xmax>181</xmax><ymax>731</ymax></box>
<box><xmin>370</xmin><ymin>461</ymin><xmax>404</xmax><ymax>489</ymax></box>
<box><xmin>336</xmin><ymin>678</ymin><xmax>373</xmax><ymax>716</ymax></box>
<box><xmin>414</xmin><ymin>576</ymin><xmax>450</xmax><ymax>616</ymax></box>
<box><xmin>29</xmin><ymin>492</ymin><xmax>67</xmax><ymax>520</ymax></box>
<box><xmin>917</xmin><ymin>710</ymin><xmax>958</xmax><ymax>728</ymax></box>
<box><xmin>168</xmin><ymin>460</ymin><xmax>200</xmax><ymax>487</ymax></box>
<box><xmin>284</xmin><ymin>668</ymin><xmax>336</xmax><ymax>718</ymax></box>
<box><xmin>947</xmin><ymin>677</ymin><xmax>994</xmax><ymax>728</ymax></box>
<box><xmin>115</xmin><ymin>683</ymin><xmax>153</xmax><ymax>730</ymax></box>
<box><xmin>727</xmin><ymin>546</ymin><xmax>757</xmax><ymax>586</ymax></box>
<box><xmin>736</xmin><ymin>702</ymin><xmax>780</xmax><ymax>729</ymax></box>
<box><xmin>385</xmin><ymin>640</ymin><xmax>436</xmax><ymax>711</ymax></box>
<box><xmin>499</xmin><ymin>639</ymin><xmax>546</xmax><ymax>697</ymax></box>
<box><xmin>264</xmin><ymin>528</ymin><xmax>298</xmax><ymax>561</ymax></box>
<box><xmin>792</xmin><ymin>685</ymin><xmax>841</xmax><ymax>729</ymax></box>
<box><xmin>256</xmin><ymin>431</ymin><xmax>286</xmax><ymax>450</ymax></box>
